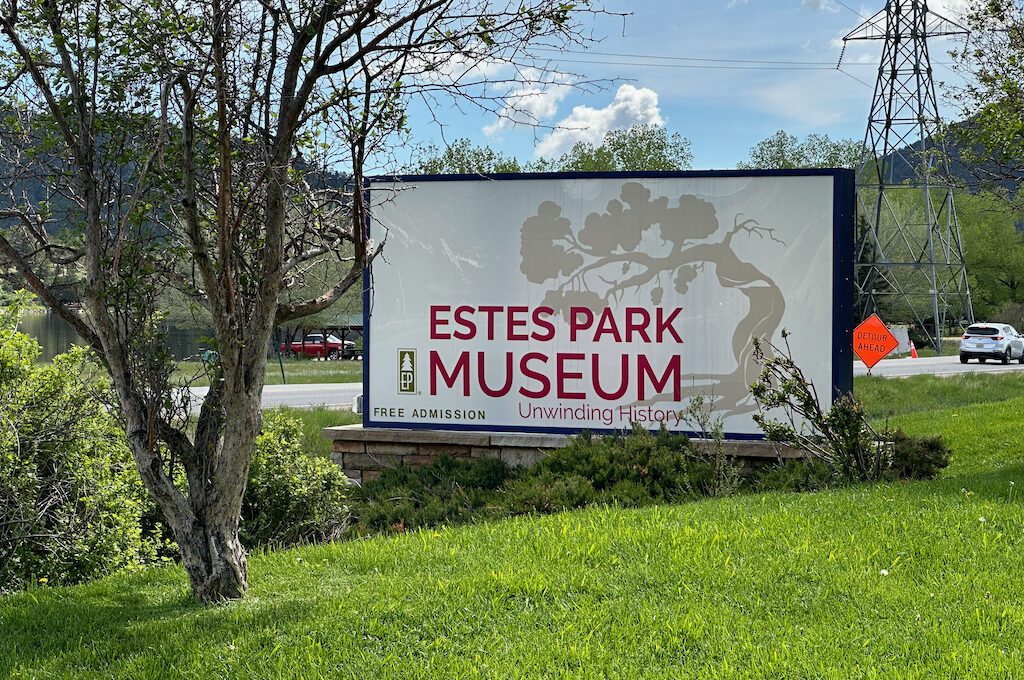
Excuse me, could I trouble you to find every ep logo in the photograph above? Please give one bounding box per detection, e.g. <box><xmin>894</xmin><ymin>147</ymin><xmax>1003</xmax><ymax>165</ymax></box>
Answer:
<box><xmin>398</xmin><ymin>349</ymin><xmax>416</xmax><ymax>394</ymax></box>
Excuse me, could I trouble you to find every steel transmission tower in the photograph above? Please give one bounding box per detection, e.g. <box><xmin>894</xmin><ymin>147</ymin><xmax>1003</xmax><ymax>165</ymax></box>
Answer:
<box><xmin>842</xmin><ymin>0</ymin><xmax>974</xmax><ymax>351</ymax></box>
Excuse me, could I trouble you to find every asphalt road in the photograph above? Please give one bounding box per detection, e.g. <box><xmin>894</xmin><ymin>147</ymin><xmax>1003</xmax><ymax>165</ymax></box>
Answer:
<box><xmin>854</xmin><ymin>354</ymin><xmax>1024</xmax><ymax>378</ymax></box>
<box><xmin>189</xmin><ymin>382</ymin><xmax>363</xmax><ymax>410</ymax></box>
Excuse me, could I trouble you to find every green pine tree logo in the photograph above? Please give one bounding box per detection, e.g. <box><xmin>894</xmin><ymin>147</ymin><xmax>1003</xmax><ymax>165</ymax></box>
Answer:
<box><xmin>398</xmin><ymin>349</ymin><xmax>416</xmax><ymax>394</ymax></box>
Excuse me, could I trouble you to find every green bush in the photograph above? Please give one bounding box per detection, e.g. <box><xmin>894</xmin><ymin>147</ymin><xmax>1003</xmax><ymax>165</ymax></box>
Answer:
<box><xmin>348</xmin><ymin>429</ymin><xmax>745</xmax><ymax>532</ymax></box>
<box><xmin>533</xmin><ymin>426</ymin><xmax>713</xmax><ymax>502</ymax></box>
<box><xmin>241</xmin><ymin>412</ymin><xmax>350</xmax><ymax>547</ymax></box>
<box><xmin>754</xmin><ymin>459</ymin><xmax>833</xmax><ymax>493</ymax></box>
<box><xmin>1</xmin><ymin>307</ymin><xmax>154</xmax><ymax>592</ymax></box>
<box><xmin>351</xmin><ymin>455</ymin><xmax>512</xmax><ymax>534</ymax></box>
<box><xmin>752</xmin><ymin>334</ymin><xmax>953</xmax><ymax>483</ymax></box>
<box><xmin>889</xmin><ymin>429</ymin><xmax>952</xmax><ymax>480</ymax></box>
<box><xmin>503</xmin><ymin>471</ymin><xmax>596</xmax><ymax>514</ymax></box>
<box><xmin>345</xmin><ymin>423</ymin><xmax>947</xmax><ymax>539</ymax></box>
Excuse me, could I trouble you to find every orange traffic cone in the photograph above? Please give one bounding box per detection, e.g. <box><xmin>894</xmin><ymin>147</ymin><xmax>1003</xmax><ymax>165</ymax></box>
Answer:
<box><xmin>910</xmin><ymin>341</ymin><xmax>918</xmax><ymax>359</ymax></box>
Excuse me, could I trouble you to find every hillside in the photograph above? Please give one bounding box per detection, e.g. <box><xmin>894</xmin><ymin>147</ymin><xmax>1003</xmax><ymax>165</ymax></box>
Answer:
<box><xmin>878</xmin><ymin>123</ymin><xmax>1020</xmax><ymax>195</ymax></box>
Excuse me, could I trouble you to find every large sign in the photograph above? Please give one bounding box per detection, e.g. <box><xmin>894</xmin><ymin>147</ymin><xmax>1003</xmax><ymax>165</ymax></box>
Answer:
<box><xmin>365</xmin><ymin>171</ymin><xmax>854</xmax><ymax>438</ymax></box>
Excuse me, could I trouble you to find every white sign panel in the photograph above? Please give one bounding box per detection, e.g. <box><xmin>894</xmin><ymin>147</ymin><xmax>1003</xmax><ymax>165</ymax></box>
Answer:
<box><xmin>366</xmin><ymin>172</ymin><xmax>853</xmax><ymax>437</ymax></box>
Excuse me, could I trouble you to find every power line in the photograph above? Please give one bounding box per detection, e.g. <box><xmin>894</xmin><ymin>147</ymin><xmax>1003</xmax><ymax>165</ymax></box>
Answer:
<box><xmin>837</xmin><ymin>67</ymin><xmax>874</xmax><ymax>88</ymax></box>
<box><xmin>551</xmin><ymin>57</ymin><xmax>836</xmax><ymax>71</ymax></box>
<box><xmin>834</xmin><ymin>0</ymin><xmax>871</xmax><ymax>21</ymax></box>
<box><xmin>535</xmin><ymin>47</ymin><xmax>841</xmax><ymax>66</ymax></box>
<box><xmin>534</xmin><ymin>46</ymin><xmax>954</xmax><ymax>68</ymax></box>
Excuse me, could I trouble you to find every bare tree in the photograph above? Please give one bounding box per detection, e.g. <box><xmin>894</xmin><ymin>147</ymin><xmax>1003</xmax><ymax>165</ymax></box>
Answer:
<box><xmin>0</xmin><ymin>0</ymin><xmax>608</xmax><ymax>602</ymax></box>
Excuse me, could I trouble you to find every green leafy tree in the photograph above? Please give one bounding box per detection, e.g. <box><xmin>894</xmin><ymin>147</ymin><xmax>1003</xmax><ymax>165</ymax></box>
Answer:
<box><xmin>957</xmin><ymin>192</ymin><xmax>1024</xmax><ymax>318</ymax></box>
<box><xmin>737</xmin><ymin>130</ymin><xmax>860</xmax><ymax>170</ymax></box>
<box><xmin>948</xmin><ymin>0</ymin><xmax>1024</xmax><ymax>209</ymax></box>
<box><xmin>0</xmin><ymin>0</ymin><xmax>603</xmax><ymax>602</ymax></box>
<box><xmin>413</xmin><ymin>125</ymin><xmax>693</xmax><ymax>175</ymax></box>
<box><xmin>539</xmin><ymin>124</ymin><xmax>693</xmax><ymax>172</ymax></box>
<box><xmin>413</xmin><ymin>138</ymin><xmax>523</xmax><ymax>174</ymax></box>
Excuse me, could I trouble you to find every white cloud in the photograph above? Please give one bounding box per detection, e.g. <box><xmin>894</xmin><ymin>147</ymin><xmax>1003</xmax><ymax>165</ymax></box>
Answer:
<box><xmin>483</xmin><ymin>69</ymin><xmax>573</xmax><ymax>137</ymax></box>
<box><xmin>533</xmin><ymin>84</ymin><xmax>664</xmax><ymax>159</ymax></box>
<box><xmin>801</xmin><ymin>0</ymin><xmax>839</xmax><ymax>11</ymax></box>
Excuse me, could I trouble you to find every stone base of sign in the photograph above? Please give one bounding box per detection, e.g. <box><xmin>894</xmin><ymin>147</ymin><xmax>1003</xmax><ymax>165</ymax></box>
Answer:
<box><xmin>322</xmin><ymin>424</ymin><xmax>805</xmax><ymax>484</ymax></box>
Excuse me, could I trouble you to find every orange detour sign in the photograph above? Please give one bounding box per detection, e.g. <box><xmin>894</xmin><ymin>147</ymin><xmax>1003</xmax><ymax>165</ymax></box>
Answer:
<box><xmin>853</xmin><ymin>314</ymin><xmax>899</xmax><ymax>370</ymax></box>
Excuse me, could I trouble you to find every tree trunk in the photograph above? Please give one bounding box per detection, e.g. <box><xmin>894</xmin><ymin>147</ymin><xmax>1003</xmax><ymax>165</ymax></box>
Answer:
<box><xmin>112</xmin><ymin>367</ymin><xmax>262</xmax><ymax>603</ymax></box>
<box><xmin>175</xmin><ymin>517</ymin><xmax>248</xmax><ymax>602</ymax></box>
<box><xmin>178</xmin><ymin>391</ymin><xmax>262</xmax><ymax>602</ymax></box>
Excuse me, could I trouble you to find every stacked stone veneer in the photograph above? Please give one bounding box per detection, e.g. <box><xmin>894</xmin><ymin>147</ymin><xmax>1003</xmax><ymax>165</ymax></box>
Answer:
<box><xmin>323</xmin><ymin>425</ymin><xmax>803</xmax><ymax>484</ymax></box>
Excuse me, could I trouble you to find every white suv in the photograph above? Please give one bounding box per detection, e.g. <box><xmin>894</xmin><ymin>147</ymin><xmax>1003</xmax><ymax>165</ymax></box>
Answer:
<box><xmin>959</xmin><ymin>323</ymin><xmax>1024</xmax><ymax>365</ymax></box>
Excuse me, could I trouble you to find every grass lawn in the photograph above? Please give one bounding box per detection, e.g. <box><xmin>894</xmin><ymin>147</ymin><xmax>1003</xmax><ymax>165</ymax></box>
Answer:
<box><xmin>270</xmin><ymin>405</ymin><xmax>361</xmax><ymax>458</ymax></box>
<box><xmin>855</xmin><ymin>372</ymin><xmax>1024</xmax><ymax>421</ymax></box>
<box><xmin>3</xmin><ymin>382</ymin><xmax>1024</xmax><ymax>676</ymax></box>
<box><xmin>173</xmin><ymin>358</ymin><xmax>362</xmax><ymax>386</ymax></box>
<box><xmin>913</xmin><ymin>338</ymin><xmax>961</xmax><ymax>358</ymax></box>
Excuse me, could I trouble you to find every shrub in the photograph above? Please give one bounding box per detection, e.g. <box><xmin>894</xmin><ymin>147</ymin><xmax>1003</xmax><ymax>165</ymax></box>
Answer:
<box><xmin>752</xmin><ymin>332</ymin><xmax>954</xmax><ymax>484</ymax></box>
<box><xmin>533</xmin><ymin>425</ymin><xmax>714</xmax><ymax>502</ymax></box>
<box><xmin>503</xmin><ymin>471</ymin><xmax>596</xmax><ymax>514</ymax></box>
<box><xmin>241</xmin><ymin>412</ymin><xmax>350</xmax><ymax>547</ymax></box>
<box><xmin>753</xmin><ymin>333</ymin><xmax>902</xmax><ymax>482</ymax></box>
<box><xmin>346</xmin><ymin>415</ymin><xmax>948</xmax><ymax>538</ymax></box>
<box><xmin>348</xmin><ymin>428</ymin><xmax>761</xmax><ymax>532</ymax></box>
<box><xmin>350</xmin><ymin>455</ymin><xmax>512</xmax><ymax>534</ymax></box>
<box><xmin>754</xmin><ymin>459</ymin><xmax>833</xmax><ymax>493</ymax></box>
<box><xmin>681</xmin><ymin>393</ymin><xmax>745</xmax><ymax>497</ymax></box>
<box><xmin>888</xmin><ymin>429</ymin><xmax>952</xmax><ymax>480</ymax></box>
<box><xmin>1</xmin><ymin>305</ymin><xmax>154</xmax><ymax>591</ymax></box>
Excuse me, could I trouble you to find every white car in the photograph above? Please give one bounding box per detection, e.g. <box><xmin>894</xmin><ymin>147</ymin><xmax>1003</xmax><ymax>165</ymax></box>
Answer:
<box><xmin>959</xmin><ymin>323</ymin><xmax>1024</xmax><ymax>365</ymax></box>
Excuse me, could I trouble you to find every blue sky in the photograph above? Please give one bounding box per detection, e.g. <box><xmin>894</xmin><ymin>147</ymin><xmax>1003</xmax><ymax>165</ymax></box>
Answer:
<box><xmin>406</xmin><ymin>0</ymin><xmax>973</xmax><ymax>169</ymax></box>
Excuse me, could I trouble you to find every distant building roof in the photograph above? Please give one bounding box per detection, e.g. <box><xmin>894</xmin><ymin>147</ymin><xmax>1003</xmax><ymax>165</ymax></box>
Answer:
<box><xmin>334</xmin><ymin>313</ymin><xmax>362</xmax><ymax>329</ymax></box>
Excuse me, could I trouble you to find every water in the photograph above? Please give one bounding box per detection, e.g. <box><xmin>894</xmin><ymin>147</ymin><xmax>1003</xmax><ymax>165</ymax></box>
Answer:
<box><xmin>17</xmin><ymin>311</ymin><xmax>211</xmax><ymax>361</ymax></box>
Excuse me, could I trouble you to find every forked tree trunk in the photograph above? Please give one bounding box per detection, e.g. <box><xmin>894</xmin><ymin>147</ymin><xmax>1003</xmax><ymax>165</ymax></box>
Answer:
<box><xmin>118</xmin><ymin>372</ymin><xmax>263</xmax><ymax>602</ymax></box>
<box><xmin>173</xmin><ymin>393</ymin><xmax>262</xmax><ymax>602</ymax></box>
<box><xmin>122</xmin><ymin>424</ymin><xmax>254</xmax><ymax>602</ymax></box>
<box><xmin>175</xmin><ymin>517</ymin><xmax>248</xmax><ymax>602</ymax></box>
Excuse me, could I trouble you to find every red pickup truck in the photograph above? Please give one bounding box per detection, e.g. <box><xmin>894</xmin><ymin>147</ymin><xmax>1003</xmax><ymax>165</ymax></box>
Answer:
<box><xmin>280</xmin><ymin>333</ymin><xmax>357</xmax><ymax>359</ymax></box>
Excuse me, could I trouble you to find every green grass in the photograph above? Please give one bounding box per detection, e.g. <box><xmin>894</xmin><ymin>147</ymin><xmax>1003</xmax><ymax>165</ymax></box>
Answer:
<box><xmin>856</xmin><ymin>371</ymin><xmax>1024</xmax><ymax>421</ymax></box>
<box><xmin>3</xmin><ymin>389</ymin><xmax>1024</xmax><ymax>676</ymax></box>
<box><xmin>173</xmin><ymin>358</ymin><xmax>362</xmax><ymax>386</ymax></box>
<box><xmin>913</xmin><ymin>338</ymin><xmax>961</xmax><ymax>358</ymax></box>
<box><xmin>269</xmin><ymin>405</ymin><xmax>360</xmax><ymax>458</ymax></box>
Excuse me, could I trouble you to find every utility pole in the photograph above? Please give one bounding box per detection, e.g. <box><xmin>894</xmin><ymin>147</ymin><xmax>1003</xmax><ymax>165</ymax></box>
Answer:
<box><xmin>842</xmin><ymin>0</ymin><xmax>974</xmax><ymax>351</ymax></box>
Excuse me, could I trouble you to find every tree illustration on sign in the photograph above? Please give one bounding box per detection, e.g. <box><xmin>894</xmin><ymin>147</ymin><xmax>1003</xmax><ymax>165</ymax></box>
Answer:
<box><xmin>520</xmin><ymin>182</ymin><xmax>787</xmax><ymax>415</ymax></box>
<box><xmin>401</xmin><ymin>353</ymin><xmax>414</xmax><ymax>372</ymax></box>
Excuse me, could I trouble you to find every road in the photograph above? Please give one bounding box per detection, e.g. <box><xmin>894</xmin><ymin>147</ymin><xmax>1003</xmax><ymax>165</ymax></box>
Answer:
<box><xmin>189</xmin><ymin>382</ymin><xmax>362</xmax><ymax>410</ymax></box>
<box><xmin>855</xmin><ymin>354</ymin><xmax>1024</xmax><ymax>378</ymax></box>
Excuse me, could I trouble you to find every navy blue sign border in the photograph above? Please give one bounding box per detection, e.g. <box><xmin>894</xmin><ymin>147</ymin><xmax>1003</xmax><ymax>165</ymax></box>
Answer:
<box><xmin>363</xmin><ymin>169</ymin><xmax>856</xmax><ymax>441</ymax></box>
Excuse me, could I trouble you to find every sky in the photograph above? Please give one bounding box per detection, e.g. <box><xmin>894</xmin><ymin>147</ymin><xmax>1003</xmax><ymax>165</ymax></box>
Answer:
<box><xmin>405</xmin><ymin>0</ymin><xmax>976</xmax><ymax>170</ymax></box>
